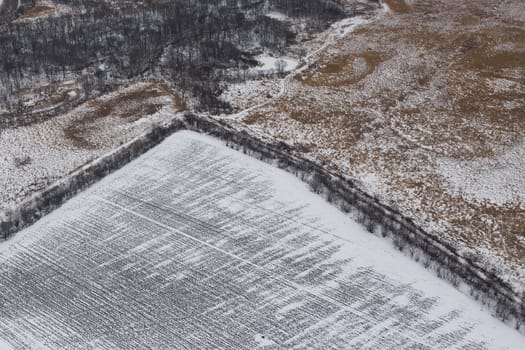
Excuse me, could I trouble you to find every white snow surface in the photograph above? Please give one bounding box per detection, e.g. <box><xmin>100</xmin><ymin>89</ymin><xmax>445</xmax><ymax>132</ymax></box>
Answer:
<box><xmin>253</xmin><ymin>54</ymin><xmax>298</xmax><ymax>73</ymax></box>
<box><xmin>0</xmin><ymin>131</ymin><xmax>522</xmax><ymax>349</ymax></box>
<box><xmin>334</xmin><ymin>16</ymin><xmax>369</xmax><ymax>38</ymax></box>
<box><xmin>437</xmin><ymin>138</ymin><xmax>525</xmax><ymax>204</ymax></box>
<box><xmin>0</xmin><ymin>339</ymin><xmax>14</xmax><ymax>350</ymax></box>
<box><xmin>265</xmin><ymin>11</ymin><xmax>289</xmax><ymax>21</ymax></box>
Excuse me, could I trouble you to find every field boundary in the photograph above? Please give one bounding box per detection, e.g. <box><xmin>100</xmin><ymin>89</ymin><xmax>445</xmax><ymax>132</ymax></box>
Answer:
<box><xmin>1</xmin><ymin>112</ymin><xmax>524</xmax><ymax>331</ymax></box>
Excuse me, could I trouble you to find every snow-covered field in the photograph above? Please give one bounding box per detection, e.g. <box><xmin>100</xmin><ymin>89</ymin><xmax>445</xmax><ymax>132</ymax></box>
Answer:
<box><xmin>0</xmin><ymin>131</ymin><xmax>522</xmax><ymax>349</ymax></box>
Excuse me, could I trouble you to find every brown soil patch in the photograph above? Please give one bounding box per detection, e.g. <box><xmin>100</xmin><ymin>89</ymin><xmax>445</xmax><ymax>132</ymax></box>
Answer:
<box><xmin>299</xmin><ymin>52</ymin><xmax>386</xmax><ymax>87</ymax></box>
<box><xmin>35</xmin><ymin>89</ymin><xmax>79</xmax><ymax>111</ymax></box>
<box><xmin>64</xmin><ymin>81</ymin><xmax>184</xmax><ymax>149</ymax></box>
<box><xmin>453</xmin><ymin>28</ymin><xmax>525</xmax><ymax>76</ymax></box>
<box><xmin>19</xmin><ymin>4</ymin><xmax>54</xmax><ymax>19</ymax></box>
<box><xmin>383</xmin><ymin>0</ymin><xmax>412</xmax><ymax>14</ymax></box>
<box><xmin>243</xmin><ymin>111</ymin><xmax>267</xmax><ymax>125</ymax></box>
<box><xmin>454</xmin><ymin>15</ymin><xmax>481</xmax><ymax>26</ymax></box>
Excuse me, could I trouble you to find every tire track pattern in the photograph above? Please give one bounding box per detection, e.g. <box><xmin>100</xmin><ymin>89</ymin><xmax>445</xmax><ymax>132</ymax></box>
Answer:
<box><xmin>0</xmin><ymin>132</ymin><xmax>520</xmax><ymax>349</ymax></box>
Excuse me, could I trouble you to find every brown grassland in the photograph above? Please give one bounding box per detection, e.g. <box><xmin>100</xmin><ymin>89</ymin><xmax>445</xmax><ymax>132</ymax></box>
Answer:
<box><xmin>64</xmin><ymin>80</ymin><xmax>184</xmax><ymax>149</ymax></box>
<box><xmin>17</xmin><ymin>1</ymin><xmax>56</xmax><ymax>20</ymax></box>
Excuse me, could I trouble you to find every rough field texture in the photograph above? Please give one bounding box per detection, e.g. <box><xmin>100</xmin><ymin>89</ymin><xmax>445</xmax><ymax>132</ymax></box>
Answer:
<box><xmin>0</xmin><ymin>131</ymin><xmax>523</xmax><ymax>349</ymax></box>
<box><xmin>0</xmin><ymin>80</ymin><xmax>184</xmax><ymax>212</ymax></box>
<box><xmin>222</xmin><ymin>0</ymin><xmax>525</xmax><ymax>293</ymax></box>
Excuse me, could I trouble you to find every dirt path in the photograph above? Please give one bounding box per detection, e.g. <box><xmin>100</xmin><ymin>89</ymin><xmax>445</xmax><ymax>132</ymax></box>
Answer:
<box><xmin>224</xmin><ymin>14</ymin><xmax>374</xmax><ymax>121</ymax></box>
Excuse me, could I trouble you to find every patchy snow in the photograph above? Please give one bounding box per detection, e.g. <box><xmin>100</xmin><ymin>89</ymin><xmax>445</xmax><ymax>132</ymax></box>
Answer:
<box><xmin>0</xmin><ymin>81</ymin><xmax>183</xmax><ymax>213</ymax></box>
<box><xmin>0</xmin><ymin>131</ymin><xmax>523</xmax><ymax>348</ymax></box>
<box><xmin>221</xmin><ymin>14</ymin><xmax>371</xmax><ymax>121</ymax></box>
<box><xmin>14</xmin><ymin>0</ymin><xmax>76</xmax><ymax>22</ymax></box>
<box><xmin>382</xmin><ymin>1</ymin><xmax>392</xmax><ymax>13</ymax></box>
<box><xmin>334</xmin><ymin>16</ymin><xmax>369</xmax><ymax>38</ymax></box>
<box><xmin>219</xmin><ymin>0</ymin><xmax>525</xmax><ymax>296</ymax></box>
<box><xmin>437</xmin><ymin>139</ymin><xmax>525</xmax><ymax>204</ymax></box>
<box><xmin>354</xmin><ymin>172</ymin><xmax>387</xmax><ymax>198</ymax></box>
<box><xmin>219</xmin><ymin>79</ymin><xmax>279</xmax><ymax>110</ymax></box>
<box><xmin>487</xmin><ymin>78</ymin><xmax>520</xmax><ymax>93</ymax></box>
<box><xmin>265</xmin><ymin>11</ymin><xmax>289</xmax><ymax>21</ymax></box>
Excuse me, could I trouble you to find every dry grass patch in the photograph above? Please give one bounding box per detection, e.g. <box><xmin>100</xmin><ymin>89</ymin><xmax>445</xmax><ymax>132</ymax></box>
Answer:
<box><xmin>243</xmin><ymin>111</ymin><xmax>268</xmax><ymax>125</ymax></box>
<box><xmin>20</xmin><ymin>5</ymin><xmax>54</xmax><ymax>19</ymax></box>
<box><xmin>64</xmin><ymin>81</ymin><xmax>184</xmax><ymax>149</ymax></box>
<box><xmin>454</xmin><ymin>15</ymin><xmax>481</xmax><ymax>26</ymax></box>
<box><xmin>299</xmin><ymin>52</ymin><xmax>386</xmax><ymax>87</ymax></box>
<box><xmin>384</xmin><ymin>0</ymin><xmax>412</xmax><ymax>14</ymax></box>
<box><xmin>15</xmin><ymin>80</ymin><xmax>80</xmax><ymax>111</ymax></box>
<box><xmin>17</xmin><ymin>0</ymin><xmax>56</xmax><ymax>20</ymax></box>
<box><xmin>453</xmin><ymin>28</ymin><xmax>525</xmax><ymax>76</ymax></box>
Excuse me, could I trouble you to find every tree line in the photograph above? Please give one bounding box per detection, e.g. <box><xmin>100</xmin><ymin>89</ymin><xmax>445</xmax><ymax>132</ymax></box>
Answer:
<box><xmin>0</xmin><ymin>0</ymin><xmax>346</xmax><ymax>126</ymax></box>
<box><xmin>2</xmin><ymin>111</ymin><xmax>524</xmax><ymax>331</ymax></box>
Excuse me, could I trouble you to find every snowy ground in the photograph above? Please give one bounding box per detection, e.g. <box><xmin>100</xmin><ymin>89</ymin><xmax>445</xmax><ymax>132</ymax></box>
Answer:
<box><xmin>0</xmin><ymin>131</ymin><xmax>522</xmax><ymax>349</ymax></box>
<box><xmin>0</xmin><ymin>81</ymin><xmax>183</xmax><ymax>213</ymax></box>
<box><xmin>265</xmin><ymin>11</ymin><xmax>289</xmax><ymax>22</ymax></box>
<box><xmin>252</xmin><ymin>55</ymin><xmax>299</xmax><ymax>74</ymax></box>
<box><xmin>222</xmin><ymin>0</ymin><xmax>525</xmax><ymax>293</ymax></box>
<box><xmin>437</xmin><ymin>138</ymin><xmax>525</xmax><ymax>205</ymax></box>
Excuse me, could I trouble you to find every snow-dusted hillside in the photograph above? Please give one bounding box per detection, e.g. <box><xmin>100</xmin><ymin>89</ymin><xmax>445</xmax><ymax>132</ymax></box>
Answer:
<box><xmin>0</xmin><ymin>81</ymin><xmax>183</xmax><ymax>213</ymax></box>
<box><xmin>0</xmin><ymin>131</ymin><xmax>522</xmax><ymax>349</ymax></box>
<box><xmin>223</xmin><ymin>0</ymin><xmax>525</xmax><ymax>294</ymax></box>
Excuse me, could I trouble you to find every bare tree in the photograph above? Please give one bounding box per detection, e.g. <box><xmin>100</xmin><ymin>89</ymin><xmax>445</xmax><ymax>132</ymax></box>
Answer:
<box><xmin>274</xmin><ymin>59</ymin><xmax>287</xmax><ymax>74</ymax></box>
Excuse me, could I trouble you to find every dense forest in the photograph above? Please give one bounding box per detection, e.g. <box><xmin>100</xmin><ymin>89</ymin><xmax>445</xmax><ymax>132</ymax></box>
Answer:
<box><xmin>0</xmin><ymin>0</ymin><xmax>348</xmax><ymax>125</ymax></box>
